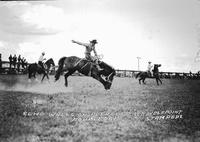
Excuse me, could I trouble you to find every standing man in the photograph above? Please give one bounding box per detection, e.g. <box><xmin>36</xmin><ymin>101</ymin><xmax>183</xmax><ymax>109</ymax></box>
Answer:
<box><xmin>72</xmin><ymin>39</ymin><xmax>103</xmax><ymax>71</ymax></box>
<box><xmin>147</xmin><ymin>61</ymin><xmax>153</xmax><ymax>77</ymax></box>
<box><xmin>0</xmin><ymin>54</ymin><xmax>2</xmax><ymax>73</ymax></box>
<box><xmin>38</xmin><ymin>52</ymin><xmax>46</xmax><ymax>70</ymax></box>
<box><xmin>13</xmin><ymin>54</ymin><xmax>17</xmax><ymax>69</ymax></box>
<box><xmin>17</xmin><ymin>55</ymin><xmax>22</xmax><ymax>72</ymax></box>
<box><xmin>9</xmin><ymin>54</ymin><xmax>13</xmax><ymax>69</ymax></box>
<box><xmin>21</xmin><ymin>57</ymin><xmax>25</xmax><ymax>69</ymax></box>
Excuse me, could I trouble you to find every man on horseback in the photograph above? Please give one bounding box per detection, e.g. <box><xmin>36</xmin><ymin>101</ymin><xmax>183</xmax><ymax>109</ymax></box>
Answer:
<box><xmin>38</xmin><ymin>52</ymin><xmax>46</xmax><ymax>70</ymax></box>
<box><xmin>72</xmin><ymin>39</ymin><xmax>103</xmax><ymax>71</ymax></box>
<box><xmin>147</xmin><ymin>61</ymin><xmax>153</xmax><ymax>77</ymax></box>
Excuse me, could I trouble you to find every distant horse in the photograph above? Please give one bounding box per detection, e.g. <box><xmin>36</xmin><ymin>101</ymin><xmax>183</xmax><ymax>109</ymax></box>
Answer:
<box><xmin>136</xmin><ymin>64</ymin><xmax>162</xmax><ymax>85</ymax></box>
<box><xmin>28</xmin><ymin>58</ymin><xmax>55</xmax><ymax>82</ymax></box>
<box><xmin>55</xmin><ymin>56</ymin><xmax>116</xmax><ymax>90</ymax></box>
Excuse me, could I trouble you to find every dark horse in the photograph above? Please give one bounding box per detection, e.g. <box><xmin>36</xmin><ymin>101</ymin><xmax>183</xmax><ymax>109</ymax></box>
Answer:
<box><xmin>136</xmin><ymin>64</ymin><xmax>162</xmax><ymax>85</ymax></box>
<box><xmin>55</xmin><ymin>56</ymin><xmax>116</xmax><ymax>90</ymax></box>
<box><xmin>28</xmin><ymin>58</ymin><xmax>55</xmax><ymax>82</ymax></box>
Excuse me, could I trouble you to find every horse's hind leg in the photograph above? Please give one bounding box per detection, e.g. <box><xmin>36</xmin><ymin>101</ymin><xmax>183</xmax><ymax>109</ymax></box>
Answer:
<box><xmin>28</xmin><ymin>72</ymin><xmax>32</xmax><ymax>82</ymax></box>
<box><xmin>64</xmin><ymin>70</ymin><xmax>75</xmax><ymax>87</ymax></box>
<box><xmin>143</xmin><ymin>78</ymin><xmax>146</xmax><ymax>84</ymax></box>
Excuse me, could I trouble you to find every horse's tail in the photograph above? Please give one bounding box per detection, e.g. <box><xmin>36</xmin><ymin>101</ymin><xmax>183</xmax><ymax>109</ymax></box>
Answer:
<box><xmin>55</xmin><ymin>57</ymin><xmax>66</xmax><ymax>81</ymax></box>
<box><xmin>27</xmin><ymin>63</ymin><xmax>36</xmax><ymax>78</ymax></box>
<box><xmin>135</xmin><ymin>72</ymin><xmax>141</xmax><ymax>79</ymax></box>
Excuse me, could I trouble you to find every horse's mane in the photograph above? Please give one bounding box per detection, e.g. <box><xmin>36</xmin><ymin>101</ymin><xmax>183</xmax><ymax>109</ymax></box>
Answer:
<box><xmin>99</xmin><ymin>61</ymin><xmax>114</xmax><ymax>71</ymax></box>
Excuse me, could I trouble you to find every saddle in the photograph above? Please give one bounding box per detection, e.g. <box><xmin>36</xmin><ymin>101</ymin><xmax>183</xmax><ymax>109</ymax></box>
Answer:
<box><xmin>37</xmin><ymin>64</ymin><xmax>42</xmax><ymax>68</ymax></box>
<box><xmin>37</xmin><ymin>63</ymin><xmax>47</xmax><ymax>70</ymax></box>
<box><xmin>83</xmin><ymin>58</ymin><xmax>98</xmax><ymax>66</ymax></box>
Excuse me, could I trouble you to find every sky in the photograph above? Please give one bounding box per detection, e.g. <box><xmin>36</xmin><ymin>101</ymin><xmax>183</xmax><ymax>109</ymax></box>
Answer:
<box><xmin>1</xmin><ymin>0</ymin><xmax>200</xmax><ymax>72</ymax></box>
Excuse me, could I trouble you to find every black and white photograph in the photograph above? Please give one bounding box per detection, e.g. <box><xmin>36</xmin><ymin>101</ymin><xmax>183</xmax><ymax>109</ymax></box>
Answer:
<box><xmin>0</xmin><ymin>0</ymin><xmax>200</xmax><ymax>141</ymax></box>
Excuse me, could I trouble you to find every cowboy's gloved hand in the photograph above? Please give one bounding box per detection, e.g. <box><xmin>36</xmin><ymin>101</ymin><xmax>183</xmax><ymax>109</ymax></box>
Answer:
<box><xmin>94</xmin><ymin>55</ymin><xmax>98</xmax><ymax>59</ymax></box>
<box><xmin>72</xmin><ymin>40</ymin><xmax>75</xmax><ymax>43</ymax></box>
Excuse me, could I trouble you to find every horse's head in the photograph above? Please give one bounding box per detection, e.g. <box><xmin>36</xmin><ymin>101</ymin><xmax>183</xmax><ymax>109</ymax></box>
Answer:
<box><xmin>46</xmin><ymin>58</ymin><xmax>55</xmax><ymax>66</ymax></box>
<box><xmin>153</xmin><ymin>64</ymin><xmax>161</xmax><ymax>74</ymax></box>
<box><xmin>154</xmin><ymin>64</ymin><xmax>161</xmax><ymax>68</ymax></box>
<box><xmin>99</xmin><ymin>61</ymin><xmax>116</xmax><ymax>83</ymax></box>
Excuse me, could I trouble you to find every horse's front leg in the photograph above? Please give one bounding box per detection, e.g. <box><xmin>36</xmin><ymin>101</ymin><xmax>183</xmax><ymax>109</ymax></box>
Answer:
<box><xmin>92</xmin><ymin>73</ymin><xmax>111</xmax><ymax>90</ymax></box>
<box><xmin>28</xmin><ymin>72</ymin><xmax>32</xmax><ymax>79</ymax></box>
<box><xmin>139</xmin><ymin>78</ymin><xmax>142</xmax><ymax>84</ymax></box>
<box><xmin>143</xmin><ymin>78</ymin><xmax>146</xmax><ymax>84</ymax></box>
<box><xmin>156</xmin><ymin>78</ymin><xmax>159</xmax><ymax>85</ymax></box>
<box><xmin>159</xmin><ymin>78</ymin><xmax>162</xmax><ymax>85</ymax></box>
<box><xmin>28</xmin><ymin>72</ymin><xmax>32</xmax><ymax>82</ymax></box>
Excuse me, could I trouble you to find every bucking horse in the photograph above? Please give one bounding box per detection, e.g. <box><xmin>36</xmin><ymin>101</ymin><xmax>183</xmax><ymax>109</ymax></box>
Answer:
<box><xmin>55</xmin><ymin>56</ymin><xmax>116</xmax><ymax>90</ymax></box>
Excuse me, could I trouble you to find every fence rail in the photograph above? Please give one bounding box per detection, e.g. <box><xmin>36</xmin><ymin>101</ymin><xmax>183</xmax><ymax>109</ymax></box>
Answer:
<box><xmin>0</xmin><ymin>61</ymin><xmax>199</xmax><ymax>79</ymax></box>
<box><xmin>115</xmin><ymin>69</ymin><xmax>200</xmax><ymax>79</ymax></box>
<box><xmin>0</xmin><ymin>61</ymin><xmax>28</xmax><ymax>74</ymax></box>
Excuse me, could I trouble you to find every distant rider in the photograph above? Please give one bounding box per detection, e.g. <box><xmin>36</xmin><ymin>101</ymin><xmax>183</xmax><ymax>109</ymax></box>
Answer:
<box><xmin>72</xmin><ymin>39</ymin><xmax>103</xmax><ymax>71</ymax></box>
<box><xmin>147</xmin><ymin>61</ymin><xmax>153</xmax><ymax>77</ymax></box>
<box><xmin>38</xmin><ymin>52</ymin><xmax>46</xmax><ymax>70</ymax></box>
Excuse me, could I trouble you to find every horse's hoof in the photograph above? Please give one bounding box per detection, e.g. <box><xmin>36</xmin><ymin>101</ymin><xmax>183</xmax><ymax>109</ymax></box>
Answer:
<box><xmin>28</xmin><ymin>79</ymin><xmax>31</xmax><ymax>83</ymax></box>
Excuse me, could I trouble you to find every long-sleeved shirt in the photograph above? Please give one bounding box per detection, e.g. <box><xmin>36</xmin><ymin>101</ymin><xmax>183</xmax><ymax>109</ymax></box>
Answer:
<box><xmin>73</xmin><ymin>40</ymin><xmax>98</xmax><ymax>56</ymax></box>
<box><xmin>38</xmin><ymin>55</ymin><xmax>45</xmax><ymax>62</ymax></box>
<box><xmin>147</xmin><ymin>64</ymin><xmax>153</xmax><ymax>71</ymax></box>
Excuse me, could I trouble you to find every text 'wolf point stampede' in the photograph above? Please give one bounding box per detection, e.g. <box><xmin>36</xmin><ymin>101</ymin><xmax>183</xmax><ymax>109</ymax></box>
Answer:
<box><xmin>22</xmin><ymin>109</ymin><xmax>183</xmax><ymax>122</ymax></box>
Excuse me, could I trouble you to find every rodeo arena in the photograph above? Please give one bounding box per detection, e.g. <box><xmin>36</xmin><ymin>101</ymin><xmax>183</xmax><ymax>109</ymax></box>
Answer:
<box><xmin>1</xmin><ymin>53</ymin><xmax>200</xmax><ymax>79</ymax></box>
<box><xmin>0</xmin><ymin>51</ymin><xmax>200</xmax><ymax>142</ymax></box>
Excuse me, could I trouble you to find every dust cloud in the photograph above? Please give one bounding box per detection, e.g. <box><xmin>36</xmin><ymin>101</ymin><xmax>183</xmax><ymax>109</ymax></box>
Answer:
<box><xmin>0</xmin><ymin>76</ymin><xmax>73</xmax><ymax>94</ymax></box>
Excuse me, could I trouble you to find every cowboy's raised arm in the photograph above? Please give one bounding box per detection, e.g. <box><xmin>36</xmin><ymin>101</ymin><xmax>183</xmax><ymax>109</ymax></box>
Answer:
<box><xmin>72</xmin><ymin>40</ymin><xmax>89</xmax><ymax>47</ymax></box>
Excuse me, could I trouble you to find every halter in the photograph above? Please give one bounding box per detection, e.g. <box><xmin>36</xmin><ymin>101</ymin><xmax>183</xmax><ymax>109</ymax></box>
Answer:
<box><xmin>106</xmin><ymin>70</ymin><xmax>115</xmax><ymax>83</ymax></box>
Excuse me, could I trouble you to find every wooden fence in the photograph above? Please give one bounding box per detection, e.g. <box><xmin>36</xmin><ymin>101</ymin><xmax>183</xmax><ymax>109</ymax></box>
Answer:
<box><xmin>115</xmin><ymin>69</ymin><xmax>200</xmax><ymax>79</ymax></box>
<box><xmin>0</xmin><ymin>61</ymin><xmax>28</xmax><ymax>74</ymax></box>
<box><xmin>0</xmin><ymin>61</ymin><xmax>199</xmax><ymax>79</ymax></box>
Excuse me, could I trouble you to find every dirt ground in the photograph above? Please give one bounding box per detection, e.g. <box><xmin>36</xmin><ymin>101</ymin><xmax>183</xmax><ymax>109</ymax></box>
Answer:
<box><xmin>0</xmin><ymin>75</ymin><xmax>200</xmax><ymax>142</ymax></box>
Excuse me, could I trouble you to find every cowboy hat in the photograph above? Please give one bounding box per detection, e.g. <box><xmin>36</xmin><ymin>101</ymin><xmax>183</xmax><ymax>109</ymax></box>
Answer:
<box><xmin>90</xmin><ymin>39</ymin><xmax>98</xmax><ymax>44</ymax></box>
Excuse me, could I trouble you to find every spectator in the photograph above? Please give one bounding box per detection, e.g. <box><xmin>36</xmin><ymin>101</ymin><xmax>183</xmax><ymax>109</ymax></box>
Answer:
<box><xmin>9</xmin><ymin>54</ymin><xmax>13</xmax><ymax>68</ymax></box>
<box><xmin>0</xmin><ymin>53</ymin><xmax>2</xmax><ymax>68</ymax></box>
<box><xmin>17</xmin><ymin>55</ymin><xmax>21</xmax><ymax>72</ymax></box>
<box><xmin>13</xmin><ymin>54</ymin><xmax>17</xmax><ymax>69</ymax></box>
<box><xmin>21</xmin><ymin>57</ymin><xmax>26</xmax><ymax>69</ymax></box>
<box><xmin>24</xmin><ymin>59</ymin><xmax>28</xmax><ymax>69</ymax></box>
<box><xmin>0</xmin><ymin>54</ymin><xmax>2</xmax><ymax>73</ymax></box>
